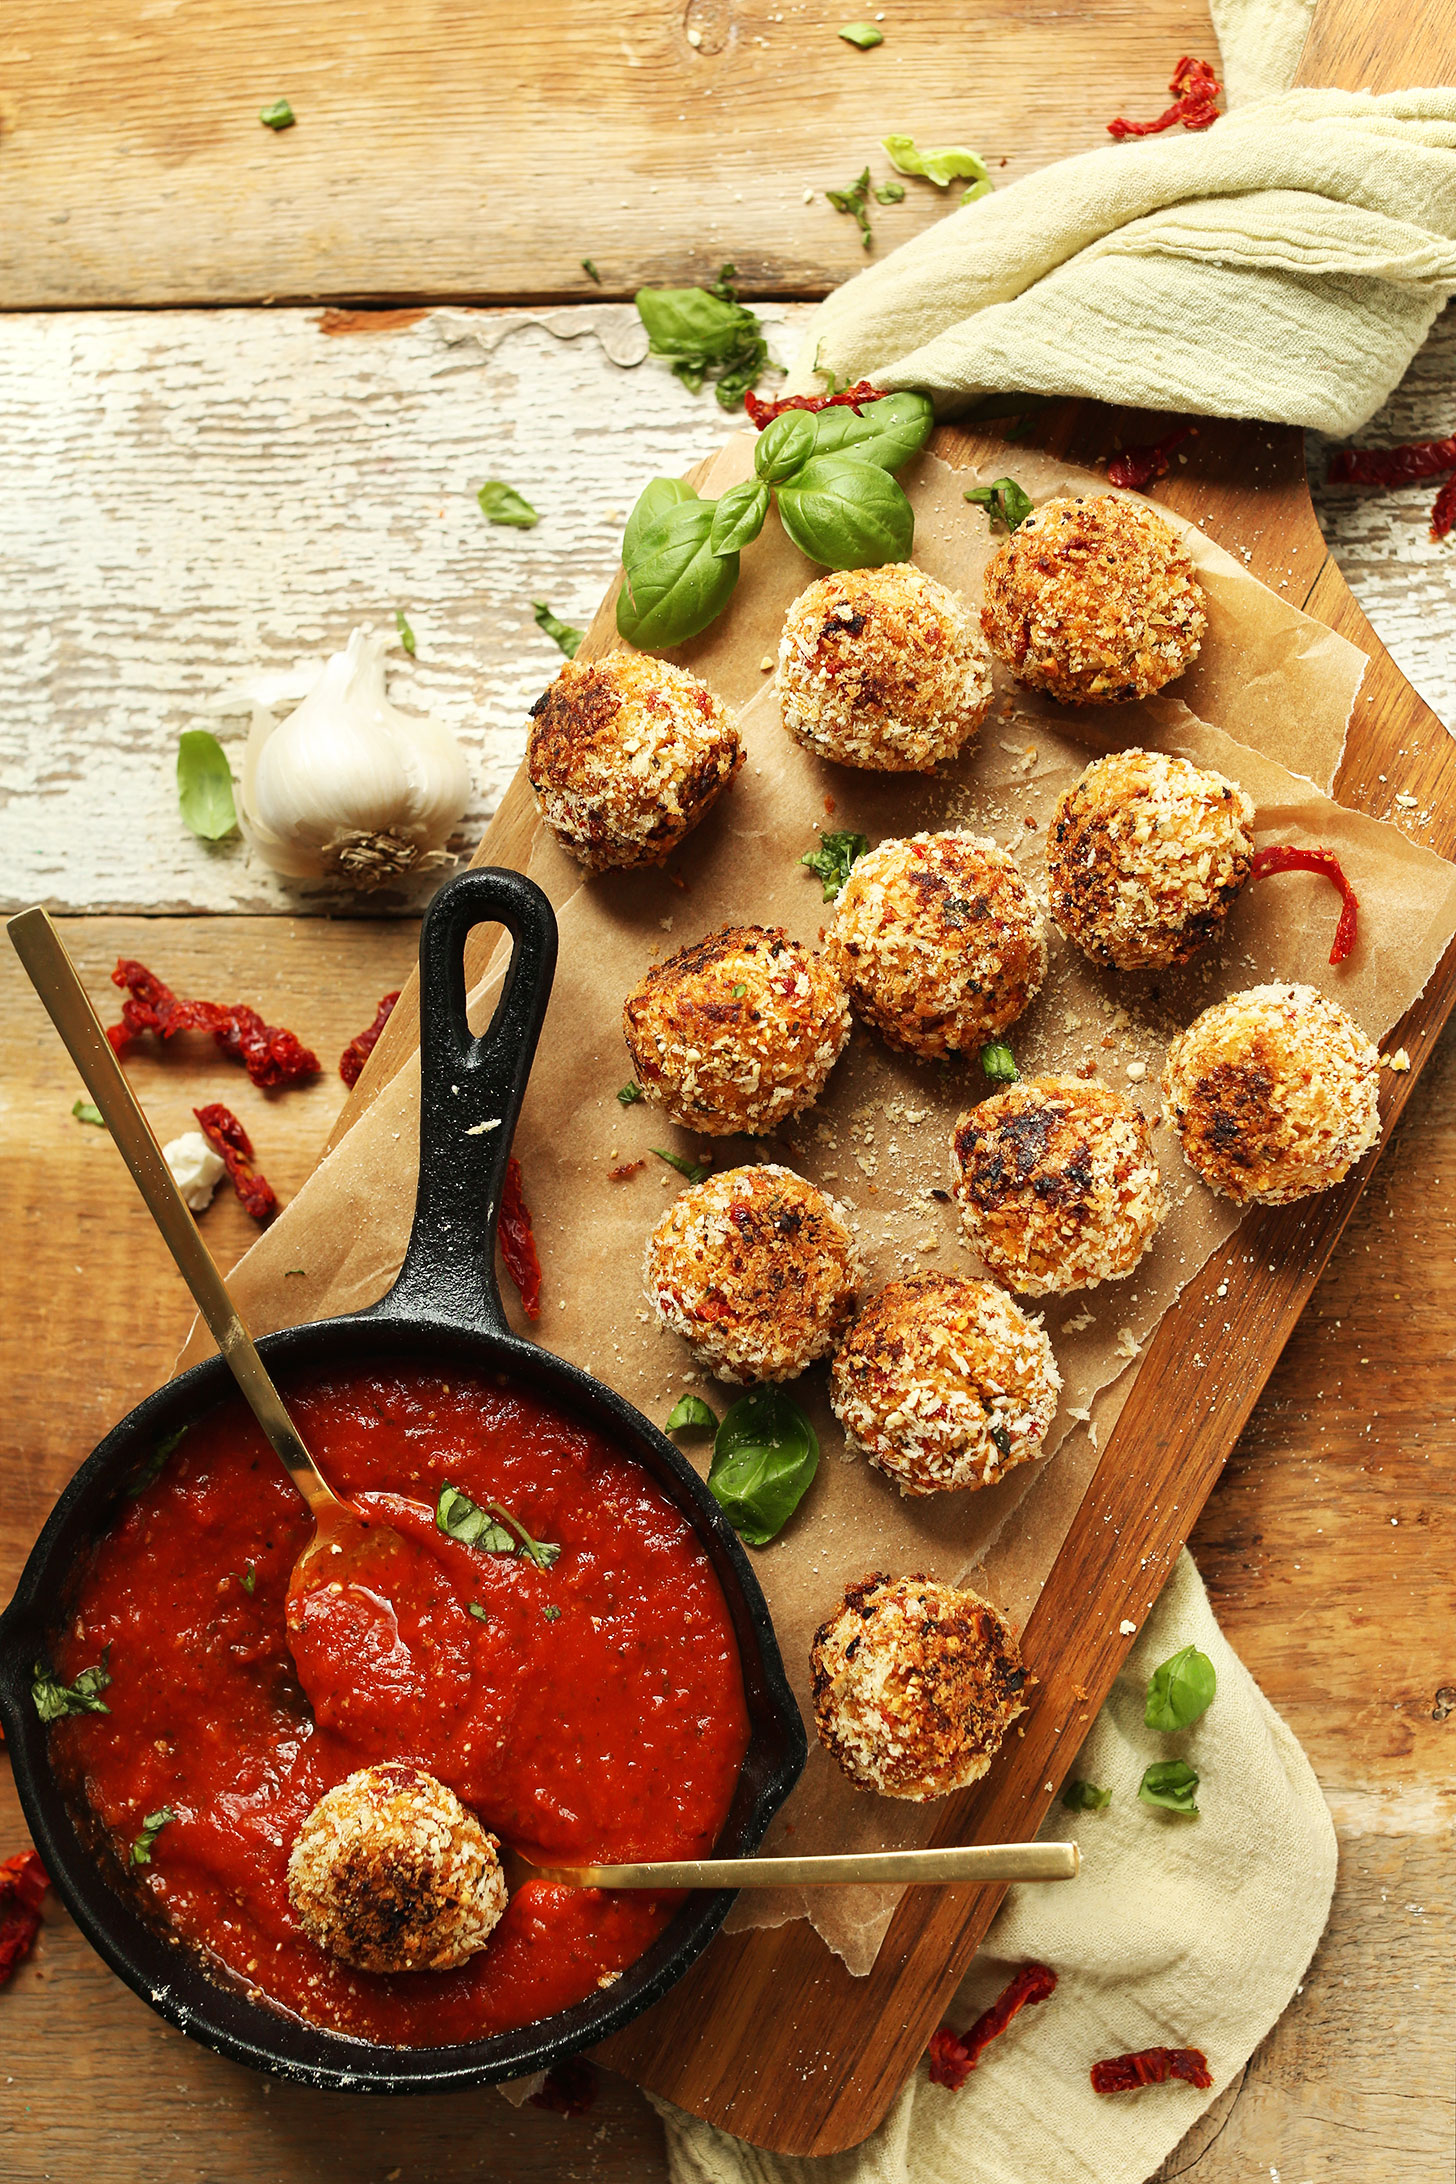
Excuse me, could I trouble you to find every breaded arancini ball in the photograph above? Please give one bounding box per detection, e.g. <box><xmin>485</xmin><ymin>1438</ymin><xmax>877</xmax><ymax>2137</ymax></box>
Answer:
<box><xmin>826</xmin><ymin>831</ymin><xmax>1047</xmax><ymax>1060</ymax></box>
<box><xmin>646</xmin><ymin>1164</ymin><xmax>859</xmax><ymax>1383</ymax></box>
<box><xmin>623</xmin><ymin>925</ymin><xmax>850</xmax><ymax>1136</ymax></box>
<box><xmin>777</xmin><ymin>564</ymin><xmax>993</xmax><ymax>772</ymax></box>
<box><xmin>1161</xmin><ymin>982</ymin><xmax>1380</xmax><ymax>1205</ymax></box>
<box><xmin>981</xmin><ymin>495</ymin><xmax>1206</xmax><ymax>706</ymax></box>
<box><xmin>830</xmin><ymin>1272</ymin><xmax>1061</xmax><ymax>1497</ymax></box>
<box><xmin>287</xmin><ymin>1764</ymin><xmax>507</xmax><ymax>1974</ymax></box>
<box><xmin>526</xmin><ymin>650</ymin><xmax>742</xmax><ymax>870</ymax></box>
<box><xmin>952</xmin><ymin>1077</ymin><xmax>1167</xmax><ymax>1296</ymax></box>
<box><xmin>1049</xmin><ymin>749</ymin><xmax>1256</xmax><ymax>971</ymax></box>
<box><xmin>811</xmin><ymin>1573</ymin><xmax>1030</xmax><ymax>1800</ymax></box>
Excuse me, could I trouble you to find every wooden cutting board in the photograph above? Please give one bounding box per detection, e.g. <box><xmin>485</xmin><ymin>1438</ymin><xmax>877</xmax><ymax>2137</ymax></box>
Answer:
<box><xmin>318</xmin><ymin>0</ymin><xmax>1456</xmax><ymax>2156</ymax></box>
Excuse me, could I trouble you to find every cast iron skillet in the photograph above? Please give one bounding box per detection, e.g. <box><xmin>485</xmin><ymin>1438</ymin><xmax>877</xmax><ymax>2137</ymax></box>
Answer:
<box><xmin>0</xmin><ymin>867</ymin><xmax>807</xmax><ymax>2091</ymax></box>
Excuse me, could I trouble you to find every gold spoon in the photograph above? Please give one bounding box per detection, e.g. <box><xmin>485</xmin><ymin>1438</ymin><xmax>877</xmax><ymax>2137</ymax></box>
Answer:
<box><xmin>514</xmin><ymin>1841</ymin><xmax>1079</xmax><ymax>1888</ymax></box>
<box><xmin>7</xmin><ymin>907</ymin><xmax>401</xmax><ymax>1611</ymax></box>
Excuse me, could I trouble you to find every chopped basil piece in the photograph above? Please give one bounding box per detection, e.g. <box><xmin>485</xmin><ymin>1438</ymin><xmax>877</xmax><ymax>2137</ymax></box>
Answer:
<box><xmin>826</xmin><ymin>166</ymin><xmax>874</xmax><ymax>249</ymax></box>
<box><xmin>964</xmin><ymin>477</ymin><xmax>1035</xmax><ymax>532</ymax></box>
<box><xmin>666</xmin><ymin>1394</ymin><xmax>717</xmax><ymax>1435</ymax></box>
<box><xmin>837</xmin><ymin>20</ymin><xmax>884</xmax><ymax>45</ymax></box>
<box><xmin>259</xmin><ymin>99</ymin><xmax>295</xmax><ymax>130</ymax></box>
<box><xmin>617</xmin><ymin>1081</ymin><xmax>645</xmax><ymax>1105</ymax></box>
<box><xmin>1138</xmin><ymin>1758</ymin><xmax>1200</xmax><ymax>1816</ymax></box>
<box><xmin>239</xmin><ymin>1564</ymin><xmax>256</xmax><ymax>1596</ymax></box>
<box><xmin>533</xmin><ymin>601</ymin><xmax>583</xmax><ymax>657</ymax></box>
<box><xmin>467</xmin><ymin>1601</ymin><xmax>490</xmax><ymax>1621</ymax></box>
<box><xmin>980</xmin><ymin>1040</ymin><xmax>1019</xmax><ymax>1085</ymax></box>
<box><xmin>1062</xmin><ymin>1779</ymin><xmax>1112</xmax><ymax>1812</ymax></box>
<box><xmin>708</xmin><ymin>1389</ymin><xmax>819</xmax><ymax>1546</ymax></box>
<box><xmin>987</xmin><ymin>1417</ymin><xmax>1013</xmax><ymax>1460</ymax></box>
<box><xmin>32</xmin><ymin>1652</ymin><xmax>112</xmax><ymax>1722</ymax></box>
<box><xmin>395</xmin><ymin>608</ymin><xmax>417</xmax><ymax>656</ymax></box>
<box><xmin>176</xmin><ymin>729</ymin><xmax>238</xmax><ymax>841</ymax></box>
<box><xmin>131</xmin><ymin>1806</ymin><xmax>176</xmax><ymax>1866</ymax></box>
<box><xmin>1144</xmin><ymin>1644</ymin><xmax>1217</xmax><ymax>1732</ymax></box>
<box><xmin>652</xmin><ymin>1147</ymin><xmax>711</xmax><ymax>1185</ymax></box>
<box><xmin>882</xmin><ymin>134</ymin><xmax>989</xmax><ymax>190</ymax></box>
<box><xmin>435</xmin><ymin>1483</ymin><xmax>561</xmax><ymax>1570</ymax></box>
<box><xmin>962</xmin><ymin>178</ymin><xmax>993</xmax><ymax>204</ymax></box>
<box><xmin>542</xmin><ymin>1604</ymin><xmax>562</xmax><ymax>1621</ymax></box>
<box><xmin>801</xmin><ymin>828</ymin><xmax>869</xmax><ymax>901</ymax></box>
<box><xmin>874</xmin><ymin>181</ymin><xmax>905</xmax><ymax>204</ymax></box>
<box><xmin>72</xmin><ymin>1099</ymin><xmax>104</xmax><ymax>1127</ymax></box>
<box><xmin>477</xmin><ymin>481</ymin><xmax>540</xmax><ymax>529</ymax></box>
<box><xmin>125</xmin><ymin>1426</ymin><xmax>187</xmax><ymax>1499</ymax></box>
<box><xmin>731</xmin><ymin>981</ymin><xmax>748</xmax><ymax>997</ymax></box>
<box><xmin>634</xmin><ymin>280</ymin><xmax>769</xmax><ymax>412</ymax></box>
<box><xmin>581</xmin><ymin>258</ymin><xmax>602</xmax><ymax>284</ymax></box>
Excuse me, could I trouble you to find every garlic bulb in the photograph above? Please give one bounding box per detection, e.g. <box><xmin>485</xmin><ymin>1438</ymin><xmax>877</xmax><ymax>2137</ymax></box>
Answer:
<box><xmin>238</xmin><ymin>628</ymin><xmax>472</xmax><ymax>888</ymax></box>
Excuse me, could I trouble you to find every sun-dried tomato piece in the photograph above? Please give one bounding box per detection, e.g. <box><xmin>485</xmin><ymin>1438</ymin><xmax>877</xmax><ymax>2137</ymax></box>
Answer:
<box><xmin>1329</xmin><ymin>436</ymin><xmax>1456</xmax><ymax>487</ymax></box>
<box><xmin>927</xmin><ymin>1961</ymin><xmax>1057</xmax><ymax>2089</ymax></box>
<box><xmin>1251</xmin><ymin>845</ymin><xmax>1359</xmax><ymax>964</ymax></box>
<box><xmin>340</xmin><ymin>991</ymin><xmax>401</xmax><ymax>1089</ymax></box>
<box><xmin>1108</xmin><ymin>56</ymin><xmax>1220</xmax><ymax>138</ymax></box>
<box><xmin>1091</xmin><ymin>2045</ymin><xmax>1212</xmax><ymax>2095</ymax></box>
<box><xmin>194</xmin><ymin>1103</ymin><xmax>279</xmax><ymax>1224</ymax></box>
<box><xmin>109</xmin><ymin>961</ymin><xmax>318</xmax><ymax>1088</ymax></box>
<box><xmin>1106</xmin><ymin>424</ymin><xmax>1197</xmax><ymax>492</ymax></box>
<box><xmin>1431</xmin><ymin>476</ymin><xmax>1456</xmax><ymax>541</ymax></box>
<box><xmin>528</xmin><ymin>2056</ymin><xmax>597</xmax><ymax>2116</ymax></box>
<box><xmin>745</xmin><ymin>381</ymin><xmax>883</xmax><ymax>428</ymax></box>
<box><xmin>0</xmin><ymin>1850</ymin><xmax>49</xmax><ymax>1988</ymax></box>
<box><xmin>499</xmin><ymin>1155</ymin><xmax>542</xmax><ymax>1320</ymax></box>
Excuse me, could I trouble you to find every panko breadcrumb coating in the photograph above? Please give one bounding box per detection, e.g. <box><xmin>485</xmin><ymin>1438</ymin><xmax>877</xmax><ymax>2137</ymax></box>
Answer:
<box><xmin>811</xmin><ymin>1573</ymin><xmax>1029</xmax><ymax>1800</ymax></box>
<box><xmin>981</xmin><ymin>495</ymin><xmax>1206</xmax><ymax>706</ymax></box>
<box><xmin>526</xmin><ymin>650</ymin><xmax>742</xmax><ymax>870</ymax></box>
<box><xmin>831</xmin><ymin>1273</ymin><xmax>1060</xmax><ymax>1497</ymax></box>
<box><xmin>646</xmin><ymin>1164</ymin><xmax>859</xmax><ymax>1382</ymax></box>
<box><xmin>1049</xmin><ymin>749</ymin><xmax>1255</xmax><ymax>971</ymax></box>
<box><xmin>1161</xmin><ymin>982</ymin><xmax>1380</xmax><ymax>1205</ymax></box>
<box><xmin>777</xmin><ymin>565</ymin><xmax>993</xmax><ymax>772</ymax></box>
<box><xmin>623</xmin><ymin>925</ymin><xmax>850</xmax><ymax>1136</ymax></box>
<box><xmin>826</xmin><ymin>831</ymin><xmax>1047</xmax><ymax>1059</ymax></box>
<box><xmin>287</xmin><ymin>1764</ymin><xmax>507</xmax><ymax>1974</ymax></box>
<box><xmin>952</xmin><ymin>1077</ymin><xmax>1167</xmax><ymax>1295</ymax></box>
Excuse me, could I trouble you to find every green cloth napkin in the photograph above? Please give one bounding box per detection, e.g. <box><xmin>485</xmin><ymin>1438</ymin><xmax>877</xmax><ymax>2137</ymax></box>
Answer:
<box><xmin>652</xmin><ymin>1550</ymin><xmax>1337</xmax><ymax>2184</ymax></box>
<box><xmin>789</xmin><ymin>0</ymin><xmax>1456</xmax><ymax>434</ymax></box>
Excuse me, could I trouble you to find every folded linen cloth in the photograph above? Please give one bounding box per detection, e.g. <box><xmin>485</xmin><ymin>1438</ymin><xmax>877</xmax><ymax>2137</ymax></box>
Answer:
<box><xmin>789</xmin><ymin>0</ymin><xmax>1456</xmax><ymax>435</ymax></box>
<box><xmin>653</xmin><ymin>1550</ymin><xmax>1337</xmax><ymax>2184</ymax></box>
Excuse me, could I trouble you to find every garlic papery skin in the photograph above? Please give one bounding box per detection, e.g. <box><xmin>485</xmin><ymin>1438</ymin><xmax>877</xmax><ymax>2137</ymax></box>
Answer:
<box><xmin>238</xmin><ymin>628</ymin><xmax>472</xmax><ymax>889</ymax></box>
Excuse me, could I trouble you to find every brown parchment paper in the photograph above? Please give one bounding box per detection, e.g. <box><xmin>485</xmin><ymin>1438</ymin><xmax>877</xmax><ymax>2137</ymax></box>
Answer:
<box><xmin>185</xmin><ymin>447</ymin><xmax>1456</xmax><ymax>1976</ymax></box>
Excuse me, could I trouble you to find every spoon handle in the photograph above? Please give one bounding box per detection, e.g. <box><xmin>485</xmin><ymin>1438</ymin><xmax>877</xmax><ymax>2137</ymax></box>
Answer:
<box><xmin>7</xmin><ymin>907</ymin><xmax>339</xmax><ymax>1519</ymax></box>
<box><xmin>528</xmin><ymin>1841</ymin><xmax>1080</xmax><ymax>1888</ymax></box>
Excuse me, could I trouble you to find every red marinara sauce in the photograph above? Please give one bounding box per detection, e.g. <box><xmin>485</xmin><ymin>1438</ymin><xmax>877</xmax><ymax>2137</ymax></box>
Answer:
<box><xmin>49</xmin><ymin>1365</ymin><xmax>750</xmax><ymax>2045</ymax></box>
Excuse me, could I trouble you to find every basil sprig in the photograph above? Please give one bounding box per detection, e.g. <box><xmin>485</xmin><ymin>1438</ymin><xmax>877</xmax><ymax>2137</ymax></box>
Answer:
<box><xmin>617</xmin><ymin>389</ymin><xmax>933</xmax><ymax>651</ymax></box>
<box><xmin>32</xmin><ymin>1652</ymin><xmax>112</xmax><ymax>1722</ymax></box>
<box><xmin>1138</xmin><ymin>1758</ymin><xmax>1200</xmax><ymax>1816</ymax></box>
<box><xmin>1144</xmin><ymin>1644</ymin><xmax>1216</xmax><ymax>1731</ymax></box>
<box><xmin>635</xmin><ymin>270</ymin><xmax>769</xmax><ymax>411</ymax></box>
<box><xmin>801</xmin><ymin>829</ymin><xmax>869</xmax><ymax>901</ymax></box>
<box><xmin>435</xmin><ymin>1483</ymin><xmax>561</xmax><ymax>1570</ymax></box>
<box><xmin>131</xmin><ymin>1806</ymin><xmax>176</xmax><ymax>1866</ymax></box>
<box><xmin>707</xmin><ymin>1388</ymin><xmax>819</xmax><ymax>1547</ymax></box>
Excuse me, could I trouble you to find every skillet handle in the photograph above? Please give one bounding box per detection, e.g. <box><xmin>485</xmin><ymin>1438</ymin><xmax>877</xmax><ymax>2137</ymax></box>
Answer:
<box><xmin>376</xmin><ymin>867</ymin><xmax>558</xmax><ymax>1336</ymax></box>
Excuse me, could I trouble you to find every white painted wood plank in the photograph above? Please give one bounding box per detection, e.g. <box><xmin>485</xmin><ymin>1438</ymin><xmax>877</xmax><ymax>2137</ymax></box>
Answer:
<box><xmin>4</xmin><ymin>299</ymin><xmax>1453</xmax><ymax>917</ymax></box>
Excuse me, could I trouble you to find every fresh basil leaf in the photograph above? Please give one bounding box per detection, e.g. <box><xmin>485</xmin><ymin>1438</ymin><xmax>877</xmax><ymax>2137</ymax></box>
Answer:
<box><xmin>875</xmin><ymin>181</ymin><xmax>906</xmax><ymax>204</ymax></box>
<box><xmin>176</xmin><ymin>730</ymin><xmax>238</xmax><ymax>841</ymax></box>
<box><xmin>534</xmin><ymin>601</ymin><xmax>583</xmax><ymax>658</ymax></box>
<box><xmin>801</xmin><ymin>829</ymin><xmax>869</xmax><ymax>901</ymax></box>
<box><xmin>1138</xmin><ymin>1758</ymin><xmax>1200</xmax><ymax>1816</ymax></box>
<box><xmin>964</xmin><ymin>476</ymin><xmax>1035</xmax><ymax>532</ymax></box>
<box><xmin>882</xmin><ymin>134</ymin><xmax>989</xmax><ymax>189</ymax></box>
<box><xmin>125</xmin><ymin>1426</ymin><xmax>187</xmax><ymax>1500</ymax></box>
<box><xmin>754</xmin><ymin>410</ymin><xmax>818</xmax><ymax>484</ymax></box>
<box><xmin>708</xmin><ymin>1389</ymin><xmax>820</xmax><ymax>1547</ymax></box>
<box><xmin>838</xmin><ymin>20</ymin><xmax>883</xmax><ymax>44</ymax></box>
<box><xmin>1144</xmin><ymin>1644</ymin><xmax>1217</xmax><ymax>1732</ymax></box>
<box><xmin>776</xmin><ymin>454</ymin><xmax>914</xmax><ymax>569</ymax></box>
<box><xmin>826</xmin><ymin>166</ymin><xmax>874</xmax><ymax>249</ymax></box>
<box><xmin>478</xmin><ymin>481</ymin><xmax>539</xmax><ymax>529</ymax></box>
<box><xmin>709</xmin><ymin>480</ymin><xmax>771</xmax><ymax>559</ymax></box>
<box><xmin>32</xmin><ymin>1652</ymin><xmax>112</xmax><ymax>1722</ymax></box>
<box><xmin>259</xmin><ymin>99</ymin><xmax>295</xmax><ymax>130</ymax></box>
<box><xmin>1061</xmin><ymin>1779</ymin><xmax>1112</xmax><ymax>1812</ymax></box>
<box><xmin>617</xmin><ymin>1081</ymin><xmax>645</xmax><ymax>1105</ymax></box>
<box><xmin>435</xmin><ymin>1482</ymin><xmax>560</xmax><ymax>1568</ymax></box>
<box><xmin>666</xmin><ymin>1394</ymin><xmax>717</xmax><ymax>1435</ymax></box>
<box><xmin>623</xmin><ymin>477</ymin><xmax>698</xmax><ymax>564</ymax></box>
<box><xmin>395</xmin><ymin>608</ymin><xmax>417</xmax><ymax>656</ymax></box>
<box><xmin>652</xmin><ymin>1146</ymin><xmax>711</xmax><ymax>1184</ymax></box>
<box><xmin>131</xmin><ymin>1805</ymin><xmax>176</xmax><ymax>1865</ymax></box>
<box><xmin>807</xmin><ymin>390</ymin><xmax>934</xmax><ymax>473</ymax></box>
<box><xmin>72</xmin><ymin>1099</ymin><xmax>104</xmax><ymax>1127</ymax></box>
<box><xmin>634</xmin><ymin>284</ymin><xmax>769</xmax><ymax>412</ymax></box>
<box><xmin>581</xmin><ymin>258</ymin><xmax>602</xmax><ymax>284</ymax></box>
<box><xmin>618</xmin><ymin>499</ymin><xmax>740</xmax><ymax>649</ymax></box>
<box><xmin>980</xmin><ymin>1040</ymin><xmax>1019</xmax><ymax>1085</ymax></box>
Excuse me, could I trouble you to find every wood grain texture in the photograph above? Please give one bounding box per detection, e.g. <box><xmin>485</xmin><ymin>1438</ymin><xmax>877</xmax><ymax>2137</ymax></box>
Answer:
<box><xmin>0</xmin><ymin>0</ymin><xmax>1216</xmax><ymax>309</ymax></box>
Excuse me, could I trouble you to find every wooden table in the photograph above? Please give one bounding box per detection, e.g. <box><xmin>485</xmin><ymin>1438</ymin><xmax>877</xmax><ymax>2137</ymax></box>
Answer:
<box><xmin>3</xmin><ymin>3</ymin><xmax>1453</xmax><ymax>2177</ymax></box>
